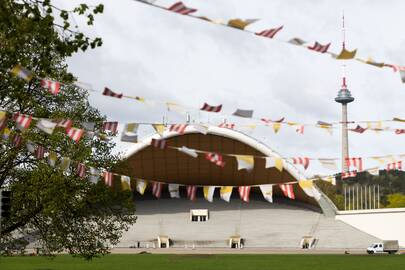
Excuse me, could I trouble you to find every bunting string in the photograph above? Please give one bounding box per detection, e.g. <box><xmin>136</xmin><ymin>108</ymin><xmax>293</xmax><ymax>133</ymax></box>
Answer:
<box><xmin>5</xmin><ymin>65</ymin><xmax>405</xmax><ymax>134</ymax></box>
<box><xmin>1</xmin><ymin>125</ymin><xmax>402</xmax><ymax>203</ymax></box>
<box><xmin>132</xmin><ymin>0</ymin><xmax>405</xmax><ymax>84</ymax></box>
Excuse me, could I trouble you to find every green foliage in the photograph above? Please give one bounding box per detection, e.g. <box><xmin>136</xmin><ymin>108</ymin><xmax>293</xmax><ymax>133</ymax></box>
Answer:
<box><xmin>316</xmin><ymin>171</ymin><xmax>405</xmax><ymax>210</ymax></box>
<box><xmin>386</xmin><ymin>193</ymin><xmax>405</xmax><ymax>208</ymax></box>
<box><xmin>0</xmin><ymin>0</ymin><xmax>136</xmax><ymax>260</ymax></box>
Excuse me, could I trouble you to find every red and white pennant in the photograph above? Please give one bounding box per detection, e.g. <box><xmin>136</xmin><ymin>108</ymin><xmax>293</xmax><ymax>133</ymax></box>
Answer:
<box><xmin>187</xmin><ymin>186</ymin><xmax>197</xmax><ymax>201</ymax></box>
<box><xmin>41</xmin><ymin>79</ymin><xmax>60</xmax><ymax>95</ymax></box>
<box><xmin>169</xmin><ymin>124</ymin><xmax>188</xmax><ymax>134</ymax></box>
<box><xmin>279</xmin><ymin>184</ymin><xmax>295</xmax><ymax>199</ymax></box>
<box><xmin>205</xmin><ymin>152</ymin><xmax>225</xmax><ymax>167</ymax></box>
<box><xmin>345</xmin><ymin>157</ymin><xmax>363</xmax><ymax>172</ymax></box>
<box><xmin>292</xmin><ymin>157</ymin><xmax>310</xmax><ymax>170</ymax></box>
<box><xmin>167</xmin><ymin>1</ymin><xmax>197</xmax><ymax>15</ymax></box>
<box><xmin>238</xmin><ymin>186</ymin><xmax>251</xmax><ymax>202</ymax></box>
<box><xmin>152</xmin><ymin>182</ymin><xmax>163</xmax><ymax>198</ymax></box>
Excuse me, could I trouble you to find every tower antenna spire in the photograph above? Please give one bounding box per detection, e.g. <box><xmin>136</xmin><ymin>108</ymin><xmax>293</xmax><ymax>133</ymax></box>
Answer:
<box><xmin>341</xmin><ymin>10</ymin><xmax>347</xmax><ymax>89</ymax></box>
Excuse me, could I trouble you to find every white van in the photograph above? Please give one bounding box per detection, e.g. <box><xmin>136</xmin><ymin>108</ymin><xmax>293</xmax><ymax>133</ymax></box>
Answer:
<box><xmin>367</xmin><ymin>240</ymin><xmax>399</xmax><ymax>254</ymax></box>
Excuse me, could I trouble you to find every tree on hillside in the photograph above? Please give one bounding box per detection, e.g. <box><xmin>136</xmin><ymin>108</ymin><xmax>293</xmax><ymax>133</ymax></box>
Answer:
<box><xmin>0</xmin><ymin>0</ymin><xmax>136</xmax><ymax>259</ymax></box>
<box><xmin>317</xmin><ymin>170</ymin><xmax>405</xmax><ymax>210</ymax></box>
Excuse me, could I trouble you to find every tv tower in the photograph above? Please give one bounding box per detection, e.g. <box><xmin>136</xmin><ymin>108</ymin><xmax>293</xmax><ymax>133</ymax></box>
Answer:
<box><xmin>335</xmin><ymin>13</ymin><xmax>354</xmax><ymax>172</ymax></box>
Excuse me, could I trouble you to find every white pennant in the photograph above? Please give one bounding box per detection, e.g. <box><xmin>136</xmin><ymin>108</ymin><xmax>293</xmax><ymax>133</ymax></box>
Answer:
<box><xmin>178</xmin><ymin>146</ymin><xmax>198</xmax><ymax>158</ymax></box>
<box><xmin>168</xmin><ymin>184</ymin><xmax>180</xmax><ymax>198</ymax></box>
<box><xmin>259</xmin><ymin>184</ymin><xmax>273</xmax><ymax>203</ymax></box>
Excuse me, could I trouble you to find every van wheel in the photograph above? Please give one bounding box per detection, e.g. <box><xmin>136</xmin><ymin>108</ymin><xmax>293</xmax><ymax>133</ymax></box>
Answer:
<box><xmin>368</xmin><ymin>251</ymin><xmax>374</xmax><ymax>255</ymax></box>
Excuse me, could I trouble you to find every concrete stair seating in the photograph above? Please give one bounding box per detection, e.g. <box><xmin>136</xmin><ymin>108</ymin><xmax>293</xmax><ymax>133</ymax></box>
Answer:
<box><xmin>118</xmin><ymin>194</ymin><xmax>379</xmax><ymax>249</ymax></box>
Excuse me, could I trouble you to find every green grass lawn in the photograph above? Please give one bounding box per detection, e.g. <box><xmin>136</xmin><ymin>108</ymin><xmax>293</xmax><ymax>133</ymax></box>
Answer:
<box><xmin>0</xmin><ymin>254</ymin><xmax>404</xmax><ymax>270</ymax></box>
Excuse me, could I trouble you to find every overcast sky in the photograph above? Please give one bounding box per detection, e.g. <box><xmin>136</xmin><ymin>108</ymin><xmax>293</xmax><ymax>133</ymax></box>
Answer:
<box><xmin>55</xmin><ymin>0</ymin><xmax>405</xmax><ymax>176</ymax></box>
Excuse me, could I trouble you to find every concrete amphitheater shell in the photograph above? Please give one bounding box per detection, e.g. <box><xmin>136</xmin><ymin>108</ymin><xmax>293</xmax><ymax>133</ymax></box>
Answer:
<box><xmin>118</xmin><ymin>126</ymin><xmax>381</xmax><ymax>249</ymax></box>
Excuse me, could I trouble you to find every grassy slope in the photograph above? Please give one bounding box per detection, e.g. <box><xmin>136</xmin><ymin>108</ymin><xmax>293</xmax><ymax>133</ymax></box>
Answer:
<box><xmin>0</xmin><ymin>254</ymin><xmax>404</xmax><ymax>270</ymax></box>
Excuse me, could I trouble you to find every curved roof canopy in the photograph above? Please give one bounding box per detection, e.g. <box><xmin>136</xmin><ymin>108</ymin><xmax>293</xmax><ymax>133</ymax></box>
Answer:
<box><xmin>122</xmin><ymin>126</ymin><xmax>318</xmax><ymax>205</ymax></box>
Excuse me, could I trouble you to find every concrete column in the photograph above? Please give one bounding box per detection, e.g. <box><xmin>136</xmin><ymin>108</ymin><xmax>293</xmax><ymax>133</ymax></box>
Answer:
<box><xmin>341</xmin><ymin>104</ymin><xmax>350</xmax><ymax>172</ymax></box>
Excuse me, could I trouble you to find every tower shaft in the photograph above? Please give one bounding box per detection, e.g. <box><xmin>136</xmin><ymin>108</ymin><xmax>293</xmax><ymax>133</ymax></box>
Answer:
<box><xmin>341</xmin><ymin>104</ymin><xmax>350</xmax><ymax>172</ymax></box>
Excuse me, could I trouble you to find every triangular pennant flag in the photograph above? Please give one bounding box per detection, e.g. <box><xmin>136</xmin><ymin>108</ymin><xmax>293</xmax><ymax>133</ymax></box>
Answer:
<box><xmin>392</xmin><ymin>117</ymin><xmax>405</xmax><ymax>123</ymax></box>
<box><xmin>220</xmin><ymin>186</ymin><xmax>233</xmax><ymax>202</ymax></box>
<box><xmin>292</xmin><ymin>157</ymin><xmax>310</xmax><ymax>170</ymax></box>
<box><xmin>336</xmin><ymin>48</ymin><xmax>357</xmax><ymax>59</ymax></box>
<box><xmin>235</xmin><ymin>155</ymin><xmax>254</xmax><ymax>171</ymax></box>
<box><xmin>227</xmin><ymin>18</ymin><xmax>259</xmax><ymax>30</ymax></box>
<box><xmin>41</xmin><ymin>79</ymin><xmax>60</xmax><ymax>95</ymax></box>
<box><xmin>166</xmin><ymin>102</ymin><xmax>185</xmax><ymax>113</ymax></box>
<box><xmin>12</xmin><ymin>134</ymin><xmax>22</xmax><ymax>147</ymax></box>
<box><xmin>60</xmin><ymin>157</ymin><xmax>71</xmax><ymax>172</ymax></box>
<box><xmin>367</xmin><ymin>167</ymin><xmax>380</xmax><ymax>176</ymax></box>
<box><xmin>203</xmin><ymin>186</ymin><xmax>216</xmax><ymax>202</ymax></box>
<box><xmin>318</xmin><ymin>159</ymin><xmax>338</xmax><ymax>170</ymax></box>
<box><xmin>349</xmin><ymin>125</ymin><xmax>367</xmax><ymax>133</ymax></box>
<box><xmin>168</xmin><ymin>184</ymin><xmax>180</xmax><ymax>198</ymax></box>
<box><xmin>232</xmin><ymin>109</ymin><xmax>254</xmax><ymax>118</ymax></box>
<box><xmin>89</xmin><ymin>167</ymin><xmax>100</xmax><ymax>183</ymax></box>
<box><xmin>36</xmin><ymin>119</ymin><xmax>57</xmax><ymax>135</ymax></box>
<box><xmin>13</xmin><ymin>113</ymin><xmax>32</xmax><ymax>129</ymax></box>
<box><xmin>121</xmin><ymin>123</ymin><xmax>139</xmax><ymax>143</ymax></box>
<box><xmin>136</xmin><ymin>179</ymin><xmax>148</xmax><ymax>195</ymax></box>
<box><xmin>260</xmin><ymin>184</ymin><xmax>273</xmax><ymax>203</ymax></box>
<box><xmin>167</xmin><ymin>1</ymin><xmax>197</xmax><ymax>15</ymax></box>
<box><xmin>321</xmin><ymin>176</ymin><xmax>336</xmax><ymax>185</ymax></box>
<box><xmin>169</xmin><ymin>124</ymin><xmax>188</xmax><ymax>134</ymax></box>
<box><xmin>48</xmin><ymin>151</ymin><xmax>57</xmax><ymax>167</ymax></box>
<box><xmin>2</xmin><ymin>128</ymin><xmax>11</xmax><ymax>140</ymax></box>
<box><xmin>273</xmin><ymin>123</ymin><xmax>281</xmax><ymax>133</ymax></box>
<box><xmin>104</xmin><ymin>171</ymin><xmax>113</xmax><ymax>187</ymax></box>
<box><xmin>152</xmin><ymin>124</ymin><xmax>165</xmax><ymax>136</ymax></box>
<box><xmin>279</xmin><ymin>184</ymin><xmax>295</xmax><ymax>199</ymax></box>
<box><xmin>275</xmin><ymin>158</ymin><xmax>283</xmax><ymax>172</ymax></box>
<box><xmin>295</xmin><ymin>125</ymin><xmax>305</xmax><ymax>134</ymax></box>
<box><xmin>317</xmin><ymin>121</ymin><xmax>333</xmax><ymax>135</ymax></box>
<box><xmin>200</xmin><ymin>103</ymin><xmax>222</xmax><ymax>112</ymax></box>
<box><xmin>255</xmin><ymin>26</ymin><xmax>283</xmax><ymax>39</ymax></box>
<box><xmin>102</xmin><ymin>121</ymin><xmax>118</xmax><ymax>134</ymax></box>
<box><xmin>371</xmin><ymin>156</ymin><xmax>386</xmax><ymax>165</ymax></box>
<box><xmin>178</xmin><ymin>146</ymin><xmax>198</xmax><ymax>158</ymax></box>
<box><xmin>0</xmin><ymin>111</ymin><xmax>7</xmax><ymax>130</ymax></box>
<box><xmin>298</xmin><ymin>180</ymin><xmax>321</xmax><ymax>200</ymax></box>
<box><xmin>82</xmin><ymin>122</ymin><xmax>96</xmax><ymax>131</ymax></box>
<box><xmin>238</xmin><ymin>186</ymin><xmax>251</xmax><ymax>202</ymax></box>
<box><xmin>307</xmin><ymin>41</ymin><xmax>331</xmax><ymax>53</ymax></box>
<box><xmin>186</xmin><ymin>186</ymin><xmax>197</xmax><ymax>201</ymax></box>
<box><xmin>205</xmin><ymin>152</ymin><xmax>225</xmax><ymax>167</ymax></box>
<box><xmin>11</xmin><ymin>65</ymin><xmax>33</xmax><ymax>81</ymax></box>
<box><xmin>151</xmin><ymin>138</ymin><xmax>166</xmax><ymax>149</ymax></box>
<box><xmin>103</xmin><ymin>87</ymin><xmax>123</xmax><ymax>98</ymax></box>
<box><xmin>288</xmin><ymin>37</ymin><xmax>306</xmax><ymax>45</ymax></box>
<box><xmin>121</xmin><ymin>175</ymin><xmax>131</xmax><ymax>191</ymax></box>
<box><xmin>26</xmin><ymin>141</ymin><xmax>35</xmax><ymax>153</ymax></box>
<box><xmin>265</xmin><ymin>157</ymin><xmax>283</xmax><ymax>171</ymax></box>
<box><xmin>76</xmin><ymin>163</ymin><xmax>86</xmax><ymax>178</ymax></box>
<box><xmin>66</xmin><ymin>127</ymin><xmax>84</xmax><ymax>143</ymax></box>
<box><xmin>35</xmin><ymin>145</ymin><xmax>45</xmax><ymax>159</ymax></box>
<box><xmin>345</xmin><ymin>157</ymin><xmax>363</xmax><ymax>172</ymax></box>
<box><xmin>363</xmin><ymin>57</ymin><xmax>385</xmax><ymax>68</ymax></box>
<box><xmin>265</xmin><ymin>157</ymin><xmax>274</xmax><ymax>169</ymax></box>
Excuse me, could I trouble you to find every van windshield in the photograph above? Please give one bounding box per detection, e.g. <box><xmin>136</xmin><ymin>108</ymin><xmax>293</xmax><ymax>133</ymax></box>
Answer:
<box><xmin>373</xmin><ymin>244</ymin><xmax>378</xmax><ymax>248</ymax></box>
